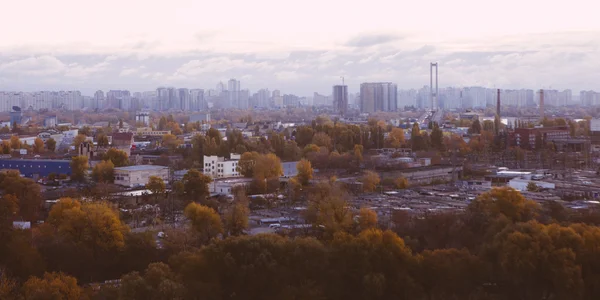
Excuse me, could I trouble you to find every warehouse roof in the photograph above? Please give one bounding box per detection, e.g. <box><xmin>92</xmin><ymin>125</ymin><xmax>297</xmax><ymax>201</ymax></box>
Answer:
<box><xmin>114</xmin><ymin>165</ymin><xmax>167</xmax><ymax>172</ymax></box>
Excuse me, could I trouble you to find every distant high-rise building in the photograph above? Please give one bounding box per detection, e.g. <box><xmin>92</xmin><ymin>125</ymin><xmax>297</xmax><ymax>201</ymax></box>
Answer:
<box><xmin>94</xmin><ymin>90</ymin><xmax>104</xmax><ymax>110</ymax></box>
<box><xmin>190</xmin><ymin>89</ymin><xmax>205</xmax><ymax>110</ymax></box>
<box><xmin>178</xmin><ymin>88</ymin><xmax>190</xmax><ymax>110</ymax></box>
<box><xmin>283</xmin><ymin>94</ymin><xmax>300</xmax><ymax>107</ymax></box>
<box><xmin>359</xmin><ymin>82</ymin><xmax>397</xmax><ymax>113</ymax></box>
<box><xmin>332</xmin><ymin>85</ymin><xmax>348</xmax><ymax>115</ymax></box>
<box><xmin>228</xmin><ymin>79</ymin><xmax>240</xmax><ymax>108</ymax></box>
<box><xmin>106</xmin><ymin>90</ymin><xmax>130</xmax><ymax>110</ymax></box>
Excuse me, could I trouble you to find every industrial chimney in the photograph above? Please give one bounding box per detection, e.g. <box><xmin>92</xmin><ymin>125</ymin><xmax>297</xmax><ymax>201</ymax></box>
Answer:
<box><xmin>539</xmin><ymin>89</ymin><xmax>545</xmax><ymax>120</ymax></box>
<box><xmin>496</xmin><ymin>89</ymin><xmax>501</xmax><ymax>117</ymax></box>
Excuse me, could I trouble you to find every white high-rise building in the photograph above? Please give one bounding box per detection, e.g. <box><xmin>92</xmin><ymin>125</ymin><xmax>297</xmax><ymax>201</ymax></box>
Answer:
<box><xmin>228</xmin><ymin>79</ymin><xmax>240</xmax><ymax>108</ymax></box>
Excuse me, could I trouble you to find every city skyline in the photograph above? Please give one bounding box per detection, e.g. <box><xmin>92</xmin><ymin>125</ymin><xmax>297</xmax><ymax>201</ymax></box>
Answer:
<box><xmin>0</xmin><ymin>1</ymin><xmax>599</xmax><ymax>95</ymax></box>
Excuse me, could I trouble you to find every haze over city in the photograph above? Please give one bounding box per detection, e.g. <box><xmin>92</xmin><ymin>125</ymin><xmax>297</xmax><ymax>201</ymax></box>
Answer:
<box><xmin>1</xmin><ymin>0</ymin><xmax>599</xmax><ymax>95</ymax></box>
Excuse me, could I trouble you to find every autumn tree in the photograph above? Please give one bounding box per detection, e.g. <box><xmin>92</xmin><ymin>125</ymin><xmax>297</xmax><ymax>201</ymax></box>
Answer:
<box><xmin>22</xmin><ymin>272</ymin><xmax>82</xmax><ymax>300</ymax></box>
<box><xmin>0</xmin><ymin>171</ymin><xmax>42</xmax><ymax>222</ymax></box>
<box><xmin>9</xmin><ymin>136</ymin><xmax>21</xmax><ymax>150</ymax></box>
<box><xmin>358</xmin><ymin>207</ymin><xmax>378</xmax><ymax>231</ymax></box>
<box><xmin>394</xmin><ymin>177</ymin><xmax>409</xmax><ymax>189</ymax></box>
<box><xmin>312</xmin><ymin>132</ymin><xmax>332</xmax><ymax>150</ymax></box>
<box><xmin>162</xmin><ymin>134</ymin><xmax>182</xmax><ymax>152</ymax></box>
<box><xmin>118</xmin><ymin>262</ymin><xmax>184</xmax><ymax>300</ymax></box>
<box><xmin>91</xmin><ymin>160</ymin><xmax>115</xmax><ymax>183</ymax></box>
<box><xmin>183</xmin><ymin>202</ymin><xmax>223</xmax><ymax>244</ymax></box>
<box><xmin>0</xmin><ymin>194</ymin><xmax>18</xmax><ymax>232</ymax></box>
<box><xmin>362</xmin><ymin>171</ymin><xmax>381</xmax><ymax>192</ymax></box>
<box><xmin>70</xmin><ymin>155</ymin><xmax>88</xmax><ymax>182</ymax></box>
<box><xmin>304</xmin><ymin>180</ymin><xmax>353</xmax><ymax>236</ymax></box>
<box><xmin>33</xmin><ymin>138</ymin><xmax>45</xmax><ymax>154</ymax></box>
<box><xmin>386</xmin><ymin>128</ymin><xmax>405</xmax><ymax>148</ymax></box>
<box><xmin>296</xmin><ymin>159</ymin><xmax>313</xmax><ymax>186</ymax></box>
<box><xmin>223</xmin><ymin>192</ymin><xmax>250</xmax><ymax>237</ymax></box>
<box><xmin>103</xmin><ymin>148</ymin><xmax>129</xmax><ymax>167</ymax></box>
<box><xmin>72</xmin><ymin>134</ymin><xmax>87</xmax><ymax>146</ymax></box>
<box><xmin>146</xmin><ymin>176</ymin><xmax>166</xmax><ymax>196</ymax></box>
<box><xmin>97</xmin><ymin>134</ymin><xmax>109</xmax><ymax>147</ymax></box>
<box><xmin>469</xmin><ymin>119</ymin><xmax>482</xmax><ymax>134</ymax></box>
<box><xmin>46</xmin><ymin>138</ymin><xmax>56</xmax><ymax>152</ymax></box>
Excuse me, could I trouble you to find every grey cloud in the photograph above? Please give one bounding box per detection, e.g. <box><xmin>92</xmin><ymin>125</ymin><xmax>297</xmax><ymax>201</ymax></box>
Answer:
<box><xmin>1</xmin><ymin>32</ymin><xmax>600</xmax><ymax>95</ymax></box>
<box><xmin>345</xmin><ymin>33</ymin><xmax>404</xmax><ymax>48</ymax></box>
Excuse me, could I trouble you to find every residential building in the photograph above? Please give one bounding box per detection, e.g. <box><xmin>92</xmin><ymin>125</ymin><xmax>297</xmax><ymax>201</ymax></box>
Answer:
<box><xmin>333</xmin><ymin>85</ymin><xmax>348</xmax><ymax>115</ymax></box>
<box><xmin>360</xmin><ymin>82</ymin><xmax>397</xmax><ymax>113</ymax></box>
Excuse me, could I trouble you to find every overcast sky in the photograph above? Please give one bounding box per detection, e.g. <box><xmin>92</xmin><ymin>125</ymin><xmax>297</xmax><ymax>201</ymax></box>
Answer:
<box><xmin>1</xmin><ymin>0</ymin><xmax>599</xmax><ymax>96</ymax></box>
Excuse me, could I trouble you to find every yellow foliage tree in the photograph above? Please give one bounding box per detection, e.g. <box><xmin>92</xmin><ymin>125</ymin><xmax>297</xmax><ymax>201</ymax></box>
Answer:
<box><xmin>296</xmin><ymin>159</ymin><xmax>313</xmax><ymax>186</ymax></box>
<box><xmin>362</xmin><ymin>171</ymin><xmax>380</xmax><ymax>192</ymax></box>
<box><xmin>184</xmin><ymin>202</ymin><xmax>223</xmax><ymax>244</ymax></box>
<box><xmin>22</xmin><ymin>272</ymin><xmax>82</xmax><ymax>300</ymax></box>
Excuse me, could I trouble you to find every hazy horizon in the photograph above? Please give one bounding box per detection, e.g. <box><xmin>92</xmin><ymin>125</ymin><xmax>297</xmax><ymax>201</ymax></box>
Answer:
<box><xmin>1</xmin><ymin>0</ymin><xmax>599</xmax><ymax>95</ymax></box>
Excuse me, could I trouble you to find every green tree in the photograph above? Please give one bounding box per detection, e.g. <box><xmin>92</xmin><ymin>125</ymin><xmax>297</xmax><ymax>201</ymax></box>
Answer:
<box><xmin>146</xmin><ymin>176</ymin><xmax>166</xmax><ymax>196</ymax></box>
<box><xmin>46</xmin><ymin>138</ymin><xmax>56</xmax><ymax>152</ymax></box>
<box><xmin>70</xmin><ymin>156</ymin><xmax>88</xmax><ymax>182</ymax></box>
<box><xmin>527</xmin><ymin>181</ymin><xmax>540</xmax><ymax>192</ymax></box>
<box><xmin>469</xmin><ymin>119</ymin><xmax>482</xmax><ymax>134</ymax></box>
<box><xmin>182</xmin><ymin>169</ymin><xmax>212</xmax><ymax>201</ymax></box>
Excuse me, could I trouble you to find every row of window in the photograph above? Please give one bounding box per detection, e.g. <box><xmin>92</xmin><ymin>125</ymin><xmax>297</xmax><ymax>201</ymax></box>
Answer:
<box><xmin>0</xmin><ymin>164</ymin><xmax>66</xmax><ymax>169</ymax></box>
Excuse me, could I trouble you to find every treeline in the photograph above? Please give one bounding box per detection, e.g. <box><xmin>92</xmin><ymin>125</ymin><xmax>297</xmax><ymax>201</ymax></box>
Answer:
<box><xmin>4</xmin><ymin>181</ymin><xmax>600</xmax><ymax>299</ymax></box>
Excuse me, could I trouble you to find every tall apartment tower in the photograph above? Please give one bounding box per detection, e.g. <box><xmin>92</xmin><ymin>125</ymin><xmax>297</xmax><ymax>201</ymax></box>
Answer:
<box><xmin>332</xmin><ymin>85</ymin><xmax>348</xmax><ymax>116</ymax></box>
<box><xmin>228</xmin><ymin>79</ymin><xmax>240</xmax><ymax>108</ymax></box>
<box><xmin>359</xmin><ymin>82</ymin><xmax>397</xmax><ymax>113</ymax></box>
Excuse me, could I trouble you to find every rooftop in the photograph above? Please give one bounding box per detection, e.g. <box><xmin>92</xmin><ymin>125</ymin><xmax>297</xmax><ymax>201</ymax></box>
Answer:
<box><xmin>114</xmin><ymin>165</ymin><xmax>168</xmax><ymax>172</ymax></box>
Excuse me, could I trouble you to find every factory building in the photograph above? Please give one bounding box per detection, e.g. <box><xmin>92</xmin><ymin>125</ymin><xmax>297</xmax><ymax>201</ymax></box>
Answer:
<box><xmin>114</xmin><ymin>165</ymin><xmax>169</xmax><ymax>188</ymax></box>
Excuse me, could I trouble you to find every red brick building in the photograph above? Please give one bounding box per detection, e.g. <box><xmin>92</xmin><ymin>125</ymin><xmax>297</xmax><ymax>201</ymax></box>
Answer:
<box><xmin>512</xmin><ymin>126</ymin><xmax>569</xmax><ymax>149</ymax></box>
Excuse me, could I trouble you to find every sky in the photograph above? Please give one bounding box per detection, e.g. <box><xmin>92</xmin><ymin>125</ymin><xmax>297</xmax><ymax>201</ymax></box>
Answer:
<box><xmin>1</xmin><ymin>0</ymin><xmax>599</xmax><ymax>96</ymax></box>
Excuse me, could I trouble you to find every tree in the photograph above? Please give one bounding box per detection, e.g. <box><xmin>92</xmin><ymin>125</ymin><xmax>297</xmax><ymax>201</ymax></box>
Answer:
<box><xmin>0</xmin><ymin>172</ymin><xmax>41</xmax><ymax>222</ymax></box>
<box><xmin>224</xmin><ymin>193</ymin><xmax>250</xmax><ymax>237</ymax></box>
<box><xmin>118</xmin><ymin>263</ymin><xmax>184</xmax><ymax>300</ymax></box>
<box><xmin>386</xmin><ymin>128</ymin><xmax>405</xmax><ymax>148</ymax></box>
<box><xmin>97</xmin><ymin>134</ymin><xmax>109</xmax><ymax>147</ymax></box>
<box><xmin>430</xmin><ymin>123</ymin><xmax>444</xmax><ymax>151</ymax></box>
<box><xmin>296</xmin><ymin>159</ymin><xmax>313</xmax><ymax>186</ymax></box>
<box><xmin>295</xmin><ymin>126</ymin><xmax>314</xmax><ymax>147</ymax></box>
<box><xmin>238</xmin><ymin>151</ymin><xmax>260</xmax><ymax>177</ymax></box>
<box><xmin>182</xmin><ymin>169</ymin><xmax>212</xmax><ymax>201</ymax></box>
<box><xmin>9</xmin><ymin>135</ymin><xmax>21</xmax><ymax>150</ymax></box>
<box><xmin>70</xmin><ymin>156</ymin><xmax>88</xmax><ymax>182</ymax></box>
<box><xmin>46</xmin><ymin>138</ymin><xmax>56</xmax><ymax>152</ymax></box>
<box><xmin>183</xmin><ymin>202</ymin><xmax>223</xmax><ymax>244</ymax></box>
<box><xmin>162</xmin><ymin>134</ymin><xmax>181</xmax><ymax>152</ymax></box>
<box><xmin>469</xmin><ymin>119</ymin><xmax>482</xmax><ymax>134</ymax></box>
<box><xmin>304</xmin><ymin>181</ymin><xmax>354</xmax><ymax>236</ymax></box>
<box><xmin>72</xmin><ymin>134</ymin><xmax>87</xmax><ymax>146</ymax></box>
<box><xmin>104</xmin><ymin>148</ymin><xmax>129</xmax><ymax>167</ymax></box>
<box><xmin>358</xmin><ymin>207</ymin><xmax>378</xmax><ymax>231</ymax></box>
<box><xmin>527</xmin><ymin>181</ymin><xmax>540</xmax><ymax>192</ymax></box>
<box><xmin>91</xmin><ymin>160</ymin><xmax>115</xmax><ymax>183</ymax></box>
<box><xmin>394</xmin><ymin>177</ymin><xmax>409</xmax><ymax>189</ymax></box>
<box><xmin>362</xmin><ymin>171</ymin><xmax>380</xmax><ymax>192</ymax></box>
<box><xmin>22</xmin><ymin>272</ymin><xmax>82</xmax><ymax>300</ymax></box>
<box><xmin>48</xmin><ymin>199</ymin><xmax>128</xmax><ymax>256</ymax></box>
<box><xmin>0</xmin><ymin>194</ymin><xmax>18</xmax><ymax>231</ymax></box>
<box><xmin>0</xmin><ymin>269</ymin><xmax>18</xmax><ymax>299</ymax></box>
<box><xmin>33</xmin><ymin>138</ymin><xmax>45</xmax><ymax>154</ymax></box>
<box><xmin>146</xmin><ymin>176</ymin><xmax>166</xmax><ymax>196</ymax></box>
<box><xmin>312</xmin><ymin>132</ymin><xmax>332</xmax><ymax>150</ymax></box>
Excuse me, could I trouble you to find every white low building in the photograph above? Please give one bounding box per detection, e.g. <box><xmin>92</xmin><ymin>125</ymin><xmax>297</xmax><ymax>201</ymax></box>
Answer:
<box><xmin>509</xmin><ymin>178</ymin><xmax>555</xmax><ymax>191</ymax></box>
<box><xmin>203</xmin><ymin>154</ymin><xmax>241</xmax><ymax>179</ymax></box>
<box><xmin>114</xmin><ymin>165</ymin><xmax>169</xmax><ymax>188</ymax></box>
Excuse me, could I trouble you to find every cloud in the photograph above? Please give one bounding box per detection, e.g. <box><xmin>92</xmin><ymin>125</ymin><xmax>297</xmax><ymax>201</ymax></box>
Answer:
<box><xmin>345</xmin><ymin>33</ymin><xmax>404</xmax><ymax>47</ymax></box>
<box><xmin>0</xmin><ymin>55</ymin><xmax>66</xmax><ymax>76</ymax></box>
<box><xmin>0</xmin><ymin>31</ymin><xmax>599</xmax><ymax>95</ymax></box>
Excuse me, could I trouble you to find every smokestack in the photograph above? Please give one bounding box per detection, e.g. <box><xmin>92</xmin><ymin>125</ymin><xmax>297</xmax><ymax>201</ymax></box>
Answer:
<box><xmin>496</xmin><ymin>89</ymin><xmax>501</xmax><ymax>117</ymax></box>
<box><xmin>539</xmin><ymin>89</ymin><xmax>545</xmax><ymax>120</ymax></box>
